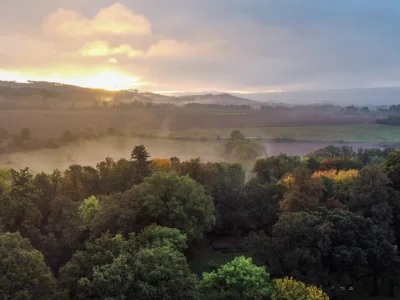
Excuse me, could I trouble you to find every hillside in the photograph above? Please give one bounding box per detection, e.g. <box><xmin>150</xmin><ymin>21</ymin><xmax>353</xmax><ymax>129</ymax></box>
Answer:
<box><xmin>0</xmin><ymin>80</ymin><xmax>259</xmax><ymax>108</ymax></box>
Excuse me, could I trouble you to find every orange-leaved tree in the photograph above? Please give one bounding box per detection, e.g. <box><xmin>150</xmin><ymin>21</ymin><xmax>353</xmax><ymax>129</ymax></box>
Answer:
<box><xmin>151</xmin><ymin>158</ymin><xmax>171</xmax><ymax>172</ymax></box>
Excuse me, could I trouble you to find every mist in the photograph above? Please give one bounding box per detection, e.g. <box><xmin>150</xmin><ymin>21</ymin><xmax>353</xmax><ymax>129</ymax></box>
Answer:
<box><xmin>0</xmin><ymin>135</ymin><xmax>383</xmax><ymax>174</ymax></box>
<box><xmin>0</xmin><ymin>136</ymin><xmax>225</xmax><ymax>173</ymax></box>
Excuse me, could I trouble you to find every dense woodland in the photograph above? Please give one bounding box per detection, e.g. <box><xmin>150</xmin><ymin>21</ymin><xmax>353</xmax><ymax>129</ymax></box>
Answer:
<box><xmin>0</xmin><ymin>130</ymin><xmax>400</xmax><ymax>299</ymax></box>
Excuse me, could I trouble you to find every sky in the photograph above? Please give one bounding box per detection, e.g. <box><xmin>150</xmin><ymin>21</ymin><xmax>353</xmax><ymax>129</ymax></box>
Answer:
<box><xmin>1</xmin><ymin>0</ymin><xmax>400</xmax><ymax>93</ymax></box>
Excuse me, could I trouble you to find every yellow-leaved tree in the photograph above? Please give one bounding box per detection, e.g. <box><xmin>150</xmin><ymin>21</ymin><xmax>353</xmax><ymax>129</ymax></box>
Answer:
<box><xmin>151</xmin><ymin>158</ymin><xmax>171</xmax><ymax>172</ymax></box>
<box><xmin>312</xmin><ymin>169</ymin><xmax>358</xmax><ymax>203</ymax></box>
<box><xmin>272</xmin><ymin>277</ymin><xmax>329</xmax><ymax>300</ymax></box>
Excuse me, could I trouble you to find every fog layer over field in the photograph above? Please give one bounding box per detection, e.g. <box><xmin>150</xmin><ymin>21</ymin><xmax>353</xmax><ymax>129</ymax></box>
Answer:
<box><xmin>0</xmin><ymin>137</ymin><xmax>224</xmax><ymax>173</ymax></box>
<box><xmin>0</xmin><ymin>136</ymin><xmax>382</xmax><ymax>173</ymax></box>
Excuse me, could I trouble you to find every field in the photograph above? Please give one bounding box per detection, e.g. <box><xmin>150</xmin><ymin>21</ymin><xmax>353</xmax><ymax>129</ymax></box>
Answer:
<box><xmin>0</xmin><ymin>109</ymin><xmax>398</xmax><ymax>143</ymax></box>
<box><xmin>0</xmin><ymin>108</ymin><xmax>398</xmax><ymax>172</ymax></box>
<box><xmin>141</xmin><ymin>123</ymin><xmax>400</xmax><ymax>143</ymax></box>
<box><xmin>0</xmin><ymin>109</ymin><xmax>376</xmax><ymax>138</ymax></box>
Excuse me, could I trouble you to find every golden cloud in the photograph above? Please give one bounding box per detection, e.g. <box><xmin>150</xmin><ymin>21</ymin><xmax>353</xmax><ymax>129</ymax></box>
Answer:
<box><xmin>80</xmin><ymin>41</ymin><xmax>144</xmax><ymax>57</ymax></box>
<box><xmin>44</xmin><ymin>3</ymin><xmax>151</xmax><ymax>37</ymax></box>
<box><xmin>108</xmin><ymin>58</ymin><xmax>119</xmax><ymax>64</ymax></box>
<box><xmin>79</xmin><ymin>39</ymin><xmax>212</xmax><ymax>59</ymax></box>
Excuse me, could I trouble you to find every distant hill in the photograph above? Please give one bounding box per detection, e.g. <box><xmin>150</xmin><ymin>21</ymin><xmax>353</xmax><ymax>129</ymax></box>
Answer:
<box><xmin>235</xmin><ymin>87</ymin><xmax>400</xmax><ymax>106</ymax></box>
<box><xmin>177</xmin><ymin>93</ymin><xmax>260</xmax><ymax>106</ymax></box>
<box><xmin>0</xmin><ymin>80</ymin><xmax>260</xmax><ymax>109</ymax></box>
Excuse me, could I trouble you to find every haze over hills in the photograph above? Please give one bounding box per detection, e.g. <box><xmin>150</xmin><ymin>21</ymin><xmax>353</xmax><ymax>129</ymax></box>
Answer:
<box><xmin>236</xmin><ymin>87</ymin><xmax>400</xmax><ymax>106</ymax></box>
<box><xmin>2</xmin><ymin>80</ymin><xmax>400</xmax><ymax>108</ymax></box>
<box><xmin>0</xmin><ymin>80</ymin><xmax>260</xmax><ymax>108</ymax></box>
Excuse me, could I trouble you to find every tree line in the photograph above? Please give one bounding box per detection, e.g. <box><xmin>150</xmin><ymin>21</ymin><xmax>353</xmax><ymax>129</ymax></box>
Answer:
<box><xmin>0</xmin><ymin>139</ymin><xmax>399</xmax><ymax>299</ymax></box>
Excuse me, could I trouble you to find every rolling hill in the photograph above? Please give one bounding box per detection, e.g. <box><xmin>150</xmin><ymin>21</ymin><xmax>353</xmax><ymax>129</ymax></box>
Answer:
<box><xmin>0</xmin><ymin>80</ymin><xmax>260</xmax><ymax>108</ymax></box>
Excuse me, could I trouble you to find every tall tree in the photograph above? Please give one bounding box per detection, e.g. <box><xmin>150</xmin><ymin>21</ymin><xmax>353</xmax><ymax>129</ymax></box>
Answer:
<box><xmin>131</xmin><ymin>145</ymin><xmax>152</xmax><ymax>183</ymax></box>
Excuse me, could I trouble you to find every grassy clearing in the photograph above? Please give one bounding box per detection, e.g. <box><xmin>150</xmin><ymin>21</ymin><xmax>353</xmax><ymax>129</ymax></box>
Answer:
<box><xmin>139</xmin><ymin>124</ymin><xmax>400</xmax><ymax>143</ymax></box>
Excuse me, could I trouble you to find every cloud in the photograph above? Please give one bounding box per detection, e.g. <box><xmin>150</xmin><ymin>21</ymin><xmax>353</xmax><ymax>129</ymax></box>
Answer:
<box><xmin>44</xmin><ymin>2</ymin><xmax>151</xmax><ymax>37</ymax></box>
<box><xmin>79</xmin><ymin>41</ymin><xmax>144</xmax><ymax>57</ymax></box>
<box><xmin>147</xmin><ymin>40</ymin><xmax>198</xmax><ymax>57</ymax></box>
<box><xmin>2</xmin><ymin>0</ymin><xmax>400</xmax><ymax>92</ymax></box>
<box><xmin>108</xmin><ymin>58</ymin><xmax>119</xmax><ymax>64</ymax></box>
<box><xmin>146</xmin><ymin>39</ymin><xmax>219</xmax><ymax>58</ymax></box>
<box><xmin>79</xmin><ymin>39</ymin><xmax>220</xmax><ymax>60</ymax></box>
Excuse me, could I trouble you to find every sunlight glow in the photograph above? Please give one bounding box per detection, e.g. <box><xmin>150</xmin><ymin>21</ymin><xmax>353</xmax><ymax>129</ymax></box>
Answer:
<box><xmin>0</xmin><ymin>70</ymin><xmax>143</xmax><ymax>91</ymax></box>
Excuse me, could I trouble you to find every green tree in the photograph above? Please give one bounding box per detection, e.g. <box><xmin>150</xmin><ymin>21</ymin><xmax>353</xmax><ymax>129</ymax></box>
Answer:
<box><xmin>384</xmin><ymin>150</ymin><xmax>400</xmax><ymax>188</ymax></box>
<box><xmin>383</xmin><ymin>150</ymin><xmax>400</xmax><ymax>250</ymax></box>
<box><xmin>33</xmin><ymin>170</ymin><xmax>61</xmax><ymax>226</ymax></box>
<box><xmin>239</xmin><ymin>179</ymin><xmax>283</xmax><ymax>233</ymax></box>
<box><xmin>89</xmin><ymin>193</ymin><xmax>122</xmax><ymax>238</ymax></box>
<box><xmin>118</xmin><ymin>172</ymin><xmax>215</xmax><ymax>242</ymax></box>
<box><xmin>0</xmin><ymin>232</ymin><xmax>53</xmax><ymax>300</ymax></box>
<box><xmin>225</xmin><ymin>130</ymin><xmax>265</xmax><ymax>161</ymax></box>
<box><xmin>79</xmin><ymin>195</ymin><xmax>101</xmax><ymax>226</ymax></box>
<box><xmin>0</xmin><ymin>168</ymin><xmax>43</xmax><ymax>245</ymax></box>
<box><xmin>96</xmin><ymin>157</ymin><xmax>137</xmax><ymax>194</ymax></box>
<box><xmin>0</xmin><ymin>168</ymin><xmax>11</xmax><ymax>195</ymax></box>
<box><xmin>41</xmin><ymin>196</ymin><xmax>84</xmax><ymax>271</ymax></box>
<box><xmin>349</xmin><ymin>166</ymin><xmax>392</xmax><ymax>234</ymax></box>
<box><xmin>208</xmin><ymin>163</ymin><xmax>246</xmax><ymax>234</ymax></box>
<box><xmin>137</xmin><ymin>224</ymin><xmax>187</xmax><ymax>252</ymax></box>
<box><xmin>248</xmin><ymin>209</ymin><xmax>399</xmax><ymax>295</ymax></box>
<box><xmin>61</xmin><ymin>232</ymin><xmax>198</xmax><ymax>300</ymax></box>
<box><xmin>247</xmin><ymin>211</ymin><xmax>332</xmax><ymax>285</ymax></box>
<box><xmin>134</xmin><ymin>246</ymin><xmax>199</xmax><ymax>300</ymax></box>
<box><xmin>178</xmin><ymin>158</ymin><xmax>217</xmax><ymax>186</ymax></box>
<box><xmin>325</xmin><ymin>209</ymin><xmax>399</xmax><ymax>296</ymax></box>
<box><xmin>201</xmin><ymin>256</ymin><xmax>273</xmax><ymax>300</ymax></box>
<box><xmin>253</xmin><ymin>154</ymin><xmax>301</xmax><ymax>184</ymax></box>
<box><xmin>60</xmin><ymin>234</ymin><xmax>136</xmax><ymax>300</ymax></box>
<box><xmin>58</xmin><ymin>165</ymin><xmax>101</xmax><ymax>202</ymax></box>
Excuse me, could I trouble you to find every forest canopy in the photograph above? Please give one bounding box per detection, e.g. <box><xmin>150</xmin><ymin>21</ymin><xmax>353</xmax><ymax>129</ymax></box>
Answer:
<box><xmin>0</xmin><ymin>142</ymin><xmax>399</xmax><ymax>299</ymax></box>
